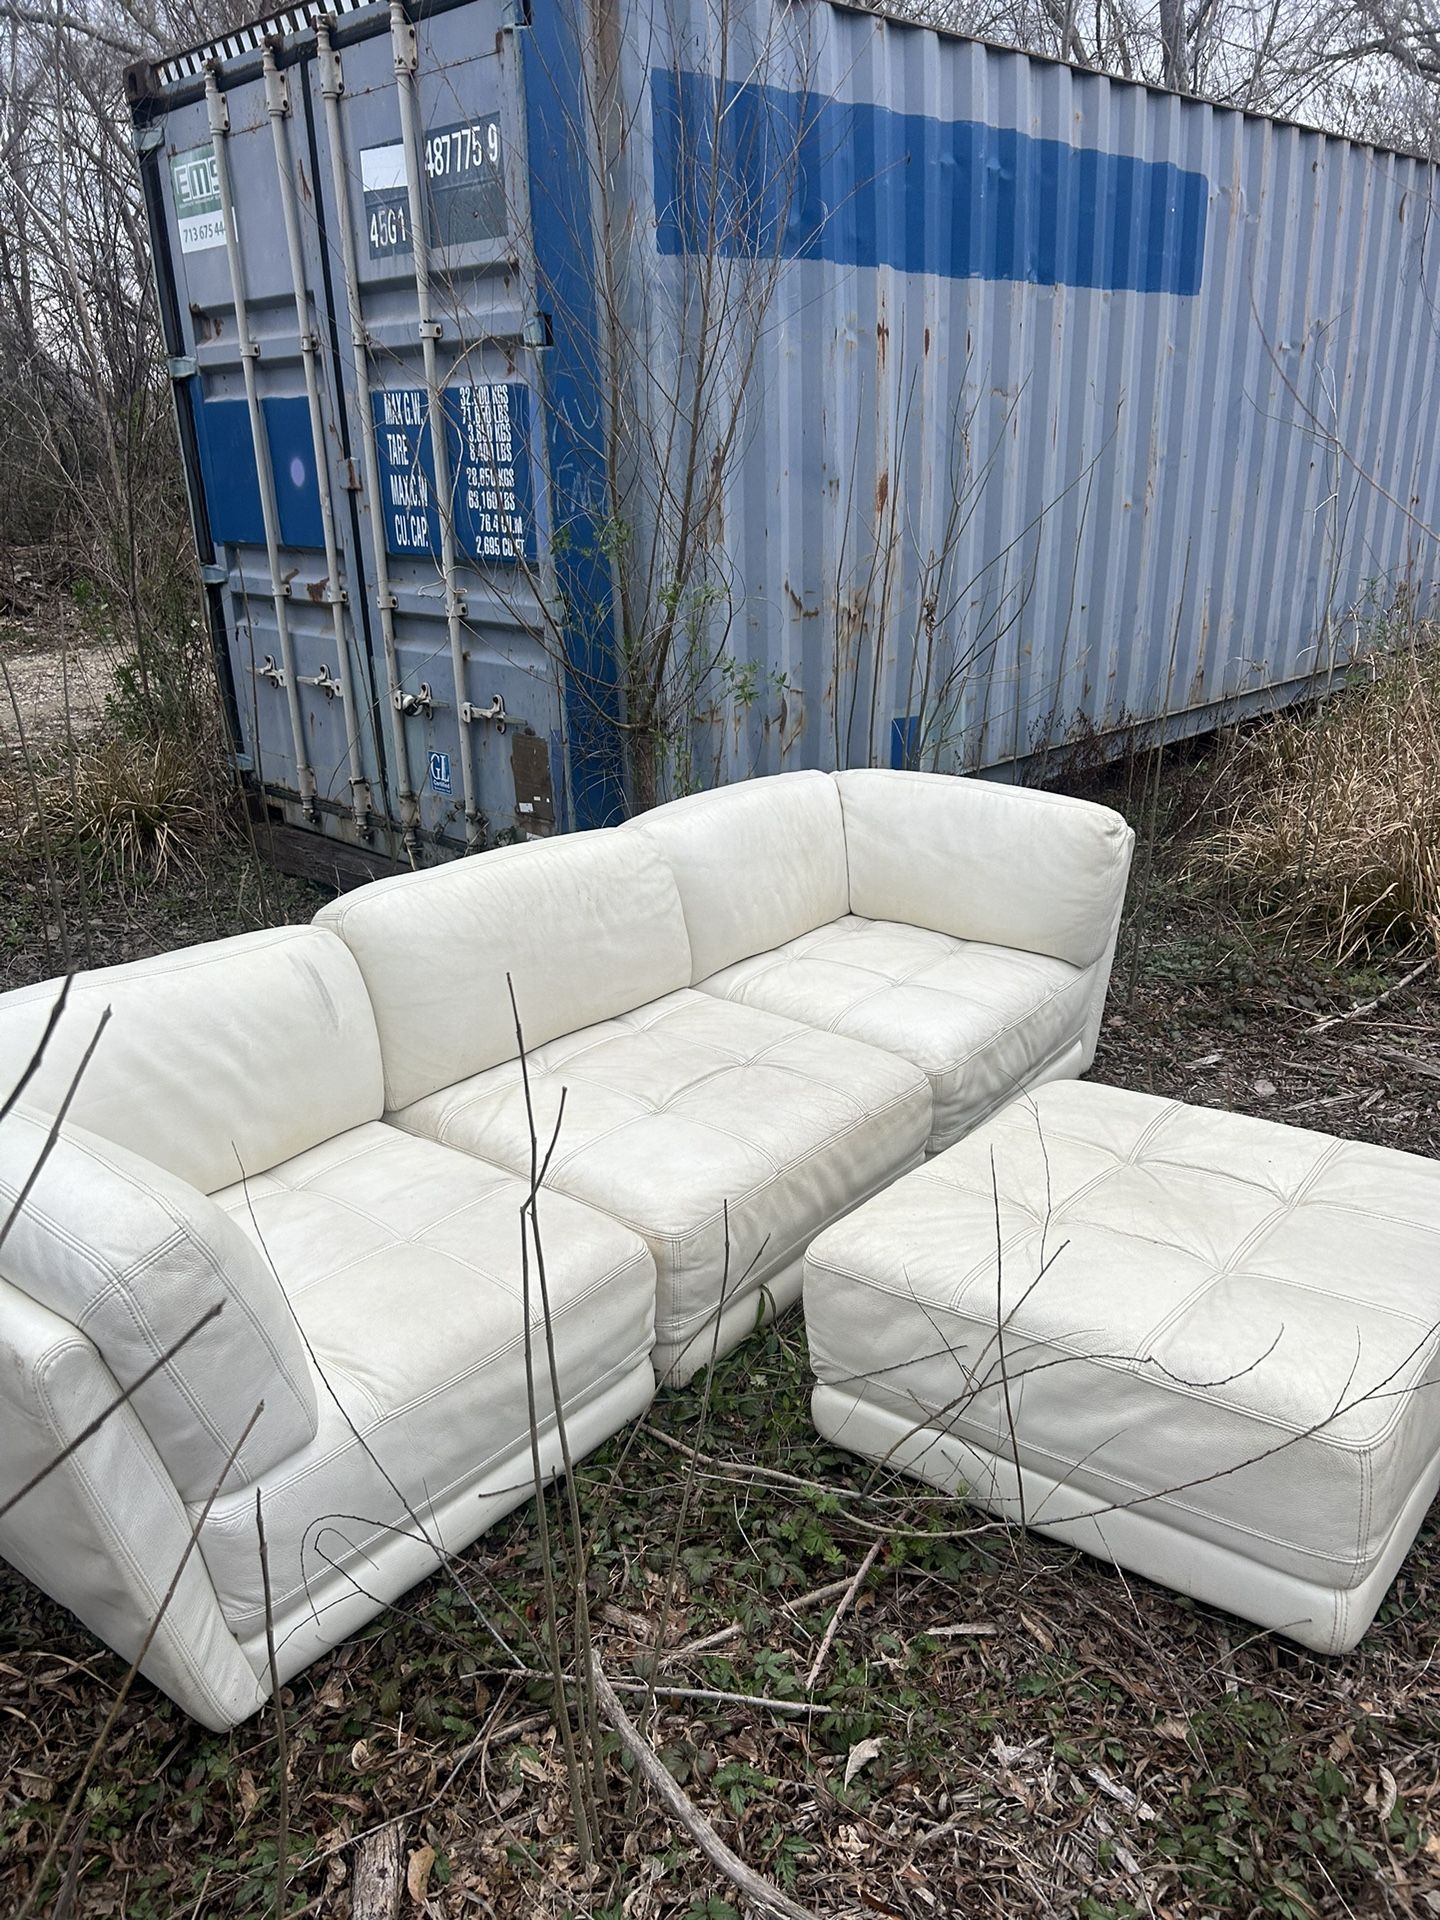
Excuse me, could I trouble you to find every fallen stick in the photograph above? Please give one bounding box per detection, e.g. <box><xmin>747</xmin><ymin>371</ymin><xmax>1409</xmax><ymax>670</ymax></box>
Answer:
<box><xmin>806</xmin><ymin>1541</ymin><xmax>880</xmax><ymax>1690</ymax></box>
<box><xmin>1305</xmin><ymin>957</ymin><xmax>1434</xmax><ymax>1036</ymax></box>
<box><xmin>350</xmin><ymin>1826</ymin><xmax>405</xmax><ymax>1920</ymax></box>
<box><xmin>590</xmin><ymin>1655</ymin><xmax>823</xmax><ymax>1920</ymax></box>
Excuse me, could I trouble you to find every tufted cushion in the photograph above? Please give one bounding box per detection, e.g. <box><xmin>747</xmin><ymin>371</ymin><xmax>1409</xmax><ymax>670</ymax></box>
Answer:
<box><xmin>833</xmin><ymin>769</ymin><xmax>1133</xmax><ymax>968</ymax></box>
<box><xmin>203</xmin><ymin>1121</ymin><xmax>656</xmax><ymax>1647</ymax></box>
<box><xmin>315</xmin><ymin>831</ymin><xmax>694</xmax><ymax>1111</ymax></box>
<box><xmin>807</xmin><ymin>1081</ymin><xmax>1440</xmax><ymax>1651</ymax></box>
<box><xmin>0</xmin><ymin>1107</ymin><xmax>317</xmax><ymax>1501</ymax></box>
<box><xmin>698</xmin><ymin>915</ymin><xmax>1098</xmax><ymax>1151</ymax></box>
<box><xmin>0</xmin><ymin>927</ymin><xmax>383</xmax><ymax>1195</ymax></box>
<box><xmin>390</xmin><ymin>990</ymin><xmax>932</xmax><ymax>1380</ymax></box>
<box><xmin>625</xmin><ymin>772</ymin><xmax>849</xmax><ymax>982</ymax></box>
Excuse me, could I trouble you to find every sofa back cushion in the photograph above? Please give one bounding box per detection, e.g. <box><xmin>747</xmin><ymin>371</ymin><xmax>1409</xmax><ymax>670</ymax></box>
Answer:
<box><xmin>0</xmin><ymin>1107</ymin><xmax>318</xmax><ymax>1500</ymax></box>
<box><xmin>625</xmin><ymin>772</ymin><xmax>850</xmax><ymax>982</ymax></box>
<box><xmin>0</xmin><ymin>927</ymin><xmax>384</xmax><ymax>1195</ymax></box>
<box><xmin>834</xmin><ymin>769</ymin><xmax>1134</xmax><ymax>969</ymax></box>
<box><xmin>314</xmin><ymin>830</ymin><xmax>694</xmax><ymax>1111</ymax></box>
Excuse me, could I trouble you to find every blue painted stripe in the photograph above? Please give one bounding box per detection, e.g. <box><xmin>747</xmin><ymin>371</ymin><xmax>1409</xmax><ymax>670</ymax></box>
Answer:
<box><xmin>520</xmin><ymin>2</ymin><xmax>626</xmax><ymax>830</ymax></box>
<box><xmin>652</xmin><ymin>70</ymin><xmax>1207</xmax><ymax>296</ymax></box>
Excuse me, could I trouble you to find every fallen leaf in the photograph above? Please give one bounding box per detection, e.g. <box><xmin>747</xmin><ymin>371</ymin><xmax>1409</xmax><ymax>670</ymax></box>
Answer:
<box><xmin>1377</xmin><ymin>1765</ymin><xmax>1398</xmax><ymax>1823</ymax></box>
<box><xmin>844</xmin><ymin>1736</ymin><xmax>884</xmax><ymax>1786</ymax></box>
<box><xmin>407</xmin><ymin>1844</ymin><xmax>435</xmax><ymax>1903</ymax></box>
<box><xmin>16</xmin><ymin>1769</ymin><xmax>53</xmax><ymax>1802</ymax></box>
<box><xmin>1019</xmin><ymin>1610</ymin><xmax>1054</xmax><ymax>1652</ymax></box>
<box><xmin>235</xmin><ymin>1768</ymin><xmax>258</xmax><ymax>1824</ymax></box>
<box><xmin>1253</xmin><ymin>1077</ymin><xmax>1277</xmax><ymax>1098</ymax></box>
<box><xmin>1086</xmin><ymin>1763</ymin><xmax>1157</xmax><ymax>1821</ymax></box>
<box><xmin>991</xmin><ymin>1735</ymin><xmax>1045</xmax><ymax>1772</ymax></box>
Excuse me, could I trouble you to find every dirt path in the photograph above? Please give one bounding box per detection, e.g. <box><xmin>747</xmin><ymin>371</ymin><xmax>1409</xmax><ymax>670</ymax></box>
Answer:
<box><xmin>0</xmin><ymin>631</ymin><xmax>114</xmax><ymax>762</ymax></box>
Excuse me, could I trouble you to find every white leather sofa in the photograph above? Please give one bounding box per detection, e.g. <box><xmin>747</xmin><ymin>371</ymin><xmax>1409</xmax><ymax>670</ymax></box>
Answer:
<box><xmin>0</xmin><ymin>770</ymin><xmax>1132</xmax><ymax>1725</ymax></box>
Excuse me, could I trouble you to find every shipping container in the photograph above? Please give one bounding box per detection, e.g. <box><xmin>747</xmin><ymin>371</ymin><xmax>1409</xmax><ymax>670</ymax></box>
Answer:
<box><xmin>128</xmin><ymin>0</ymin><xmax>1440</xmax><ymax>867</ymax></box>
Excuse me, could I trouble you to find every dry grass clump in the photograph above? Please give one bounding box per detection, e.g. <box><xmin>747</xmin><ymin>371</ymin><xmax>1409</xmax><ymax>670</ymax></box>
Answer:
<box><xmin>1190</xmin><ymin>638</ymin><xmax>1440</xmax><ymax>961</ymax></box>
<box><xmin>67</xmin><ymin>734</ymin><xmax>217</xmax><ymax>882</ymax></box>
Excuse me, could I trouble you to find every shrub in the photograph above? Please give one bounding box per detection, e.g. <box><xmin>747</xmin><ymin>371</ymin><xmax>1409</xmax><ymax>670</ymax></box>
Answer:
<box><xmin>1189</xmin><ymin>637</ymin><xmax>1440</xmax><ymax>961</ymax></box>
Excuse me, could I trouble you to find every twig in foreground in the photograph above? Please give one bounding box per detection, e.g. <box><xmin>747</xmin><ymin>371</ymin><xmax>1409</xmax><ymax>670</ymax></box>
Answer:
<box><xmin>806</xmin><ymin>1540</ymin><xmax>880</xmax><ymax>1691</ymax></box>
<box><xmin>1304</xmin><ymin>955</ymin><xmax>1434</xmax><ymax>1035</ymax></box>
<box><xmin>590</xmin><ymin>1654</ymin><xmax>823</xmax><ymax>1920</ymax></box>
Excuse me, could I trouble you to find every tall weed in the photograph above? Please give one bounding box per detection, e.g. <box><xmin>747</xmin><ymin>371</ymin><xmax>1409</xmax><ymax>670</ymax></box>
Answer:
<box><xmin>1190</xmin><ymin>636</ymin><xmax>1440</xmax><ymax>960</ymax></box>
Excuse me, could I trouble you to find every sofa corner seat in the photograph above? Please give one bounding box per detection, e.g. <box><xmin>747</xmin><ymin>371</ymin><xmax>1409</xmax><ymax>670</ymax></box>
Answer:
<box><xmin>0</xmin><ymin>928</ymin><xmax>657</xmax><ymax>1728</ymax></box>
<box><xmin>625</xmin><ymin>768</ymin><xmax>1135</xmax><ymax>1154</ymax></box>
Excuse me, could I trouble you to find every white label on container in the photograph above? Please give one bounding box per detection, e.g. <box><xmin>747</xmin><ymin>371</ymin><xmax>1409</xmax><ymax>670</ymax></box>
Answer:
<box><xmin>361</xmin><ymin>141</ymin><xmax>411</xmax><ymax>257</ymax></box>
<box><xmin>171</xmin><ymin>143</ymin><xmax>226</xmax><ymax>253</ymax></box>
<box><xmin>360</xmin><ymin>142</ymin><xmax>407</xmax><ymax>192</ymax></box>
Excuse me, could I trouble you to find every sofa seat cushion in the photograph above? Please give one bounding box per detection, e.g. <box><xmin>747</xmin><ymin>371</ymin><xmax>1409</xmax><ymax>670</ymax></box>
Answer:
<box><xmin>697</xmin><ymin>916</ymin><xmax>1095</xmax><ymax>1152</ymax></box>
<box><xmin>389</xmin><ymin>991</ymin><xmax>932</xmax><ymax>1381</ymax></box>
<box><xmin>806</xmin><ymin>1081</ymin><xmax>1440</xmax><ymax>1654</ymax></box>
<box><xmin>201</xmin><ymin>1122</ymin><xmax>656</xmax><ymax>1649</ymax></box>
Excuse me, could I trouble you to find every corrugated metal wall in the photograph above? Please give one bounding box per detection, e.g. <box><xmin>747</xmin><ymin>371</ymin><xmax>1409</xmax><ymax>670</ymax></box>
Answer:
<box><xmin>618</xmin><ymin>0</ymin><xmax>1440</xmax><ymax>786</ymax></box>
<box><xmin>136</xmin><ymin>0</ymin><xmax>1440</xmax><ymax>857</ymax></box>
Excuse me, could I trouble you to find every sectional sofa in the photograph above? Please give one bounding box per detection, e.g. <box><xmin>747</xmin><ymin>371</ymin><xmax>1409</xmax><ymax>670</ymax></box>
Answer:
<box><xmin>0</xmin><ymin>769</ymin><xmax>1133</xmax><ymax>1726</ymax></box>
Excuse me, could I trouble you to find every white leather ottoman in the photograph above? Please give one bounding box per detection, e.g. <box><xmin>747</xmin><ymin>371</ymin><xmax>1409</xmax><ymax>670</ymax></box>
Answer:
<box><xmin>805</xmin><ymin>1081</ymin><xmax>1440</xmax><ymax>1652</ymax></box>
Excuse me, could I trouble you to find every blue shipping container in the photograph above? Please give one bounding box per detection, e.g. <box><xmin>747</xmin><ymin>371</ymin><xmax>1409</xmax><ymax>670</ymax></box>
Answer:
<box><xmin>128</xmin><ymin>0</ymin><xmax>1440</xmax><ymax>867</ymax></box>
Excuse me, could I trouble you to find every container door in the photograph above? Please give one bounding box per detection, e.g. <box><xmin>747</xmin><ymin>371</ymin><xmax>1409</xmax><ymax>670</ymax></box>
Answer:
<box><xmin>304</xmin><ymin>1</ymin><xmax>566</xmax><ymax>850</ymax></box>
<box><xmin>150</xmin><ymin>72</ymin><xmax>389</xmax><ymax>844</ymax></box>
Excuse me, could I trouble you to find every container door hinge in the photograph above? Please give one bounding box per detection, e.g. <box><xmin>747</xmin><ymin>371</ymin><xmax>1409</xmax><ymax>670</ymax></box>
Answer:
<box><xmin>132</xmin><ymin>122</ymin><xmax>164</xmax><ymax>155</ymax></box>
<box><xmin>392</xmin><ymin>19</ymin><xmax>418</xmax><ymax>75</ymax></box>
<box><xmin>524</xmin><ymin>312</ymin><xmax>553</xmax><ymax>350</ymax></box>
<box><xmin>168</xmin><ymin>353</ymin><xmax>198</xmax><ymax>379</ymax></box>
<box><xmin>199</xmin><ymin>562</ymin><xmax>228</xmax><ymax>585</ymax></box>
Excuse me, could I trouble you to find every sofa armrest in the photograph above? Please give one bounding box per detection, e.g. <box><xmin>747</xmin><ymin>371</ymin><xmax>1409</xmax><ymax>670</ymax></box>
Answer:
<box><xmin>833</xmin><ymin>769</ymin><xmax>1135</xmax><ymax>969</ymax></box>
<box><xmin>0</xmin><ymin>1276</ymin><xmax>269</xmax><ymax>1729</ymax></box>
<box><xmin>0</xmin><ymin>1108</ymin><xmax>317</xmax><ymax>1503</ymax></box>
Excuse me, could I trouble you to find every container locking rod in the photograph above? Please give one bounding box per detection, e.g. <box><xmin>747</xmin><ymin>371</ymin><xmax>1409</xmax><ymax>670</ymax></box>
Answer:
<box><xmin>264</xmin><ymin>44</ymin><xmax>372</xmax><ymax>839</ymax></box>
<box><xmin>317</xmin><ymin>17</ymin><xmax>422</xmax><ymax>856</ymax></box>
<box><xmin>206</xmin><ymin>67</ymin><xmax>317</xmax><ymax>821</ymax></box>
